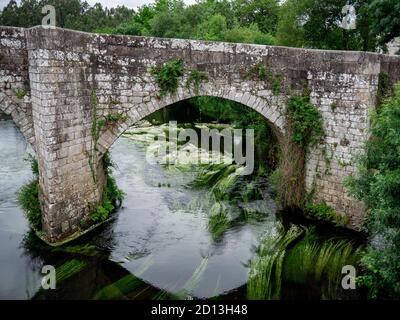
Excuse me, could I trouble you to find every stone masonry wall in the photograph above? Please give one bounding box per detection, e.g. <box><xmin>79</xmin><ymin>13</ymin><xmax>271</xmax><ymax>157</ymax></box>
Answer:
<box><xmin>2</xmin><ymin>25</ymin><xmax>400</xmax><ymax>241</ymax></box>
<box><xmin>0</xmin><ymin>27</ymin><xmax>35</xmax><ymax>146</ymax></box>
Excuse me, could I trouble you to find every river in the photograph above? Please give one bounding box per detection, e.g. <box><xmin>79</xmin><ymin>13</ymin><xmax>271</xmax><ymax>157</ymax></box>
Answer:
<box><xmin>0</xmin><ymin>113</ymin><xmax>364</xmax><ymax>300</ymax></box>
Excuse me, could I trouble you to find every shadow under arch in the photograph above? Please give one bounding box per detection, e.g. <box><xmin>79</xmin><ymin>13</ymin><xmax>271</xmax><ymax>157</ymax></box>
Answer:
<box><xmin>96</xmin><ymin>90</ymin><xmax>286</xmax><ymax>159</ymax></box>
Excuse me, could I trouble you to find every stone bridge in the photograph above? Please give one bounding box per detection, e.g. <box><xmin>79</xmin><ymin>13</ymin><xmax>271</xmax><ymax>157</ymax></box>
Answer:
<box><xmin>1</xmin><ymin>26</ymin><xmax>400</xmax><ymax>242</ymax></box>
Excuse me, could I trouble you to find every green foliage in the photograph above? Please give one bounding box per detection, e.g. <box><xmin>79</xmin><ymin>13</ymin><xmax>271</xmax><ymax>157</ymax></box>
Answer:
<box><xmin>13</xmin><ymin>88</ymin><xmax>26</xmax><ymax>99</ymax></box>
<box><xmin>0</xmin><ymin>0</ymin><xmax>394</xmax><ymax>53</ymax></box>
<box><xmin>90</xmin><ymin>152</ymin><xmax>125</xmax><ymax>223</ymax></box>
<box><xmin>151</xmin><ymin>59</ymin><xmax>185</xmax><ymax>97</ymax></box>
<box><xmin>0</xmin><ymin>0</ymin><xmax>134</xmax><ymax>31</ymax></box>
<box><xmin>25</xmin><ymin>153</ymin><xmax>39</xmax><ymax>176</ymax></box>
<box><xmin>191</xmin><ymin>96</ymin><xmax>279</xmax><ymax>170</ymax></box>
<box><xmin>247</xmin><ymin>225</ymin><xmax>304</xmax><ymax>299</ymax></box>
<box><xmin>345</xmin><ymin>83</ymin><xmax>400</xmax><ymax>299</ymax></box>
<box><xmin>17</xmin><ymin>180</ymin><xmax>41</xmax><ymax>230</ymax></box>
<box><xmin>208</xmin><ymin>202</ymin><xmax>230</xmax><ymax>240</ymax></box>
<box><xmin>377</xmin><ymin>72</ymin><xmax>390</xmax><ymax>106</ymax></box>
<box><xmin>368</xmin><ymin>0</ymin><xmax>400</xmax><ymax>46</ymax></box>
<box><xmin>287</xmin><ymin>95</ymin><xmax>324</xmax><ymax>148</ymax></box>
<box><xmin>276</xmin><ymin>0</ymin><xmax>377</xmax><ymax>51</ymax></box>
<box><xmin>283</xmin><ymin>228</ymin><xmax>363</xmax><ymax>298</ymax></box>
<box><xmin>303</xmin><ymin>201</ymin><xmax>349</xmax><ymax>226</ymax></box>
<box><xmin>105</xmin><ymin>112</ymin><xmax>128</xmax><ymax>123</ymax></box>
<box><xmin>271</xmin><ymin>74</ymin><xmax>283</xmax><ymax>95</ymax></box>
<box><xmin>18</xmin><ymin>154</ymin><xmax>41</xmax><ymax>230</ymax></box>
<box><xmin>91</xmin><ymin>90</ymin><xmax>100</xmax><ymax>143</ymax></box>
<box><xmin>186</xmin><ymin>69</ymin><xmax>208</xmax><ymax>94</ymax></box>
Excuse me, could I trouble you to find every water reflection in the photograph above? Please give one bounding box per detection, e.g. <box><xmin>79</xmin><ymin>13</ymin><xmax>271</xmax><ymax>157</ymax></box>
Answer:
<box><xmin>0</xmin><ymin>115</ymin><xmax>364</xmax><ymax>300</ymax></box>
<box><xmin>0</xmin><ymin>115</ymin><xmax>274</xmax><ymax>299</ymax></box>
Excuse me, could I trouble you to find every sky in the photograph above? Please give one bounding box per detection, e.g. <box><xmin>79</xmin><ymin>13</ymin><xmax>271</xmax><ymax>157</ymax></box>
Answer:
<box><xmin>0</xmin><ymin>0</ymin><xmax>197</xmax><ymax>11</ymax></box>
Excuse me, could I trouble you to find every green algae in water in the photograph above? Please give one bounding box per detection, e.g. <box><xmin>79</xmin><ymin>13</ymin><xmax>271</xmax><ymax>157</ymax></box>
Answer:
<box><xmin>207</xmin><ymin>202</ymin><xmax>230</xmax><ymax>240</ymax></box>
<box><xmin>93</xmin><ymin>256</ymin><xmax>153</xmax><ymax>300</ymax></box>
<box><xmin>56</xmin><ymin>259</ymin><xmax>88</xmax><ymax>283</ymax></box>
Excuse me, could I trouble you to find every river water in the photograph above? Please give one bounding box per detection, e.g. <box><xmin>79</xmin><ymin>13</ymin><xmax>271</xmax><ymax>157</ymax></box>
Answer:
<box><xmin>0</xmin><ymin>114</ymin><xmax>279</xmax><ymax>299</ymax></box>
<box><xmin>0</xmin><ymin>114</ymin><xmax>364</xmax><ymax>300</ymax></box>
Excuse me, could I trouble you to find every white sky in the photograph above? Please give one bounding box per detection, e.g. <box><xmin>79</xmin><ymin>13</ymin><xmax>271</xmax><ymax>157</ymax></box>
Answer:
<box><xmin>0</xmin><ymin>0</ymin><xmax>197</xmax><ymax>11</ymax></box>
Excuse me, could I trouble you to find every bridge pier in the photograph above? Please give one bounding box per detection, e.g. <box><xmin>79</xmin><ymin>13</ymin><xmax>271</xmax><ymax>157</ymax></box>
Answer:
<box><xmin>27</xmin><ymin>27</ymin><xmax>106</xmax><ymax>241</ymax></box>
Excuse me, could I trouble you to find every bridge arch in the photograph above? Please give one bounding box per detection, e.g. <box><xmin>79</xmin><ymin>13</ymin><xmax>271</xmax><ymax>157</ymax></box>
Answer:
<box><xmin>96</xmin><ymin>89</ymin><xmax>286</xmax><ymax>157</ymax></box>
<box><xmin>0</xmin><ymin>93</ymin><xmax>35</xmax><ymax>148</ymax></box>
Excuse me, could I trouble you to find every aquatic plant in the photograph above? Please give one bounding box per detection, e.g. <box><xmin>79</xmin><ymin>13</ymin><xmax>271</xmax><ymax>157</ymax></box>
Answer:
<box><xmin>247</xmin><ymin>224</ymin><xmax>304</xmax><ymax>300</ymax></box>
<box><xmin>248</xmin><ymin>225</ymin><xmax>363</xmax><ymax>300</ymax></box>
<box><xmin>207</xmin><ymin>202</ymin><xmax>230</xmax><ymax>240</ymax></box>
<box><xmin>283</xmin><ymin>228</ymin><xmax>363</xmax><ymax>298</ymax></box>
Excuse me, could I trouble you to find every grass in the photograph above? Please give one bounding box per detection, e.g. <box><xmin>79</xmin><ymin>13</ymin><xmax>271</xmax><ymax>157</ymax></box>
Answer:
<box><xmin>247</xmin><ymin>225</ymin><xmax>363</xmax><ymax>300</ymax></box>
<box><xmin>283</xmin><ymin>228</ymin><xmax>363</xmax><ymax>298</ymax></box>
<box><xmin>247</xmin><ymin>224</ymin><xmax>304</xmax><ymax>300</ymax></box>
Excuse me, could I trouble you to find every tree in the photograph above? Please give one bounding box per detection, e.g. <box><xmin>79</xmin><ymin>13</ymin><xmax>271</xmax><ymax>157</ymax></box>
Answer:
<box><xmin>276</xmin><ymin>0</ymin><xmax>376</xmax><ymax>51</ymax></box>
<box><xmin>233</xmin><ymin>0</ymin><xmax>280</xmax><ymax>34</ymax></box>
<box><xmin>346</xmin><ymin>83</ymin><xmax>400</xmax><ymax>298</ymax></box>
<box><xmin>368</xmin><ymin>0</ymin><xmax>400</xmax><ymax>46</ymax></box>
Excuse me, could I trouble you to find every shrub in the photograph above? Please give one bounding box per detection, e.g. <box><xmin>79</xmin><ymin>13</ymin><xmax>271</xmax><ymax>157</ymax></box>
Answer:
<box><xmin>346</xmin><ymin>83</ymin><xmax>400</xmax><ymax>298</ymax></box>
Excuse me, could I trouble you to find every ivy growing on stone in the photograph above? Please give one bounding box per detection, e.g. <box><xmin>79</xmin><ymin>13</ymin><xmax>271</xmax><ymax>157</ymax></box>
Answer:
<box><xmin>286</xmin><ymin>95</ymin><xmax>324</xmax><ymax>148</ymax></box>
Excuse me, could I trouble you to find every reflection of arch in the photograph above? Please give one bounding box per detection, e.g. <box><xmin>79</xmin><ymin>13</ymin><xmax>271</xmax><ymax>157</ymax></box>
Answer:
<box><xmin>96</xmin><ymin>89</ymin><xmax>286</xmax><ymax>156</ymax></box>
<box><xmin>0</xmin><ymin>94</ymin><xmax>35</xmax><ymax>148</ymax></box>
